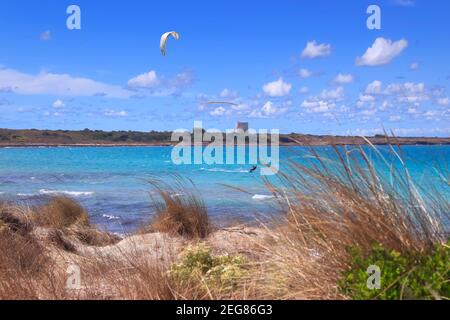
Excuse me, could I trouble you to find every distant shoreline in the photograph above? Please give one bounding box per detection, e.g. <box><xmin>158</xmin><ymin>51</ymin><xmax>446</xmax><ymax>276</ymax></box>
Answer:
<box><xmin>1</xmin><ymin>128</ymin><xmax>449</xmax><ymax>147</ymax></box>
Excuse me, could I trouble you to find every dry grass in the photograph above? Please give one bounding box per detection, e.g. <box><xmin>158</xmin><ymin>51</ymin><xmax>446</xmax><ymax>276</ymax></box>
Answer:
<box><xmin>34</xmin><ymin>196</ymin><xmax>90</xmax><ymax>229</ymax></box>
<box><xmin>144</xmin><ymin>177</ymin><xmax>211</xmax><ymax>239</ymax></box>
<box><xmin>252</xmin><ymin>143</ymin><xmax>449</xmax><ymax>299</ymax></box>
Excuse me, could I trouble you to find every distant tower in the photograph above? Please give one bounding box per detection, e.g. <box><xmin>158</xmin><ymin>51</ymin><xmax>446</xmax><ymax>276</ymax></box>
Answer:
<box><xmin>236</xmin><ymin>121</ymin><xmax>249</xmax><ymax>132</ymax></box>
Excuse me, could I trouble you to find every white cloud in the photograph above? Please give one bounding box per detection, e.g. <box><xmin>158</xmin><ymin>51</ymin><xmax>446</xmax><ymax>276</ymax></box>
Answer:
<box><xmin>40</xmin><ymin>31</ymin><xmax>51</xmax><ymax>41</ymax></box>
<box><xmin>44</xmin><ymin>110</ymin><xmax>63</xmax><ymax>117</ymax></box>
<box><xmin>380</xmin><ymin>100</ymin><xmax>392</xmax><ymax>110</ymax></box>
<box><xmin>298</xmin><ymin>68</ymin><xmax>314</xmax><ymax>78</ymax></box>
<box><xmin>361</xmin><ymin>108</ymin><xmax>377</xmax><ymax>116</ymax></box>
<box><xmin>0</xmin><ymin>67</ymin><xmax>133</xmax><ymax>98</ymax></box>
<box><xmin>104</xmin><ymin>110</ymin><xmax>128</xmax><ymax>117</ymax></box>
<box><xmin>320</xmin><ymin>86</ymin><xmax>344</xmax><ymax>100</ymax></box>
<box><xmin>127</xmin><ymin>70</ymin><xmax>159</xmax><ymax>88</ymax></box>
<box><xmin>261</xmin><ymin>101</ymin><xmax>278</xmax><ymax>116</ymax></box>
<box><xmin>385</xmin><ymin>82</ymin><xmax>429</xmax><ymax>104</ymax></box>
<box><xmin>437</xmin><ymin>97</ymin><xmax>450</xmax><ymax>106</ymax></box>
<box><xmin>167</xmin><ymin>70</ymin><xmax>195</xmax><ymax>92</ymax></box>
<box><xmin>334</xmin><ymin>73</ymin><xmax>354</xmax><ymax>85</ymax></box>
<box><xmin>301</xmin><ymin>99</ymin><xmax>336</xmax><ymax>113</ymax></box>
<box><xmin>219</xmin><ymin>88</ymin><xmax>239</xmax><ymax>99</ymax></box>
<box><xmin>389</xmin><ymin>115</ymin><xmax>402</xmax><ymax>121</ymax></box>
<box><xmin>365</xmin><ymin>80</ymin><xmax>383</xmax><ymax>94</ymax></box>
<box><xmin>301</xmin><ymin>41</ymin><xmax>332</xmax><ymax>59</ymax></box>
<box><xmin>210</xmin><ymin>106</ymin><xmax>226</xmax><ymax>116</ymax></box>
<box><xmin>356</xmin><ymin>38</ymin><xmax>408</xmax><ymax>66</ymax></box>
<box><xmin>407</xmin><ymin>107</ymin><xmax>418</xmax><ymax>114</ymax></box>
<box><xmin>52</xmin><ymin>99</ymin><xmax>65</xmax><ymax>109</ymax></box>
<box><xmin>299</xmin><ymin>87</ymin><xmax>309</xmax><ymax>94</ymax></box>
<box><xmin>359</xmin><ymin>94</ymin><xmax>375</xmax><ymax>102</ymax></box>
<box><xmin>250</xmin><ymin>101</ymin><xmax>288</xmax><ymax>118</ymax></box>
<box><xmin>262</xmin><ymin>78</ymin><xmax>292</xmax><ymax>97</ymax></box>
<box><xmin>410</xmin><ymin>62</ymin><xmax>420</xmax><ymax>70</ymax></box>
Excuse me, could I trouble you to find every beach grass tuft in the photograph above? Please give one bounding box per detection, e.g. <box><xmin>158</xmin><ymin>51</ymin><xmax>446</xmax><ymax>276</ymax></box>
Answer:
<box><xmin>143</xmin><ymin>177</ymin><xmax>211</xmax><ymax>239</ymax></box>
<box><xmin>34</xmin><ymin>196</ymin><xmax>90</xmax><ymax>229</ymax></box>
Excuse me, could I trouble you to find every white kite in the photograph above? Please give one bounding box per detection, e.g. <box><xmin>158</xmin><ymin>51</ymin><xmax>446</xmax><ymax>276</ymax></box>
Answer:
<box><xmin>160</xmin><ymin>31</ymin><xmax>180</xmax><ymax>56</ymax></box>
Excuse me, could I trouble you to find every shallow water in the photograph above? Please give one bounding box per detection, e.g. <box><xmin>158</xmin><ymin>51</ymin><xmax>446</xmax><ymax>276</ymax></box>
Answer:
<box><xmin>0</xmin><ymin>145</ymin><xmax>448</xmax><ymax>234</ymax></box>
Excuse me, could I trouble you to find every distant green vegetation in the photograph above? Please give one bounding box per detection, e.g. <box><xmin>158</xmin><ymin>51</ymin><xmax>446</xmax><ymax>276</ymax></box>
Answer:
<box><xmin>0</xmin><ymin>128</ymin><xmax>173</xmax><ymax>144</ymax></box>
<box><xmin>0</xmin><ymin>128</ymin><xmax>449</xmax><ymax>145</ymax></box>
<box><xmin>340</xmin><ymin>242</ymin><xmax>450</xmax><ymax>300</ymax></box>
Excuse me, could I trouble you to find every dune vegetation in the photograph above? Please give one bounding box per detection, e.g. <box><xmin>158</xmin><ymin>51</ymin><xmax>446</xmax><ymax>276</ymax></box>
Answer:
<box><xmin>0</xmin><ymin>145</ymin><xmax>448</xmax><ymax>300</ymax></box>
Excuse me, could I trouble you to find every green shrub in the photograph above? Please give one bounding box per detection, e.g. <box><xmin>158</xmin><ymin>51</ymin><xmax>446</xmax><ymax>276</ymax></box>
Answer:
<box><xmin>340</xmin><ymin>242</ymin><xmax>450</xmax><ymax>300</ymax></box>
<box><xmin>169</xmin><ymin>244</ymin><xmax>247</xmax><ymax>291</ymax></box>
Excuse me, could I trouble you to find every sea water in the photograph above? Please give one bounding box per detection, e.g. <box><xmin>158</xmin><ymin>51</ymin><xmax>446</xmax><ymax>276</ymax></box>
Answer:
<box><xmin>0</xmin><ymin>146</ymin><xmax>448</xmax><ymax>234</ymax></box>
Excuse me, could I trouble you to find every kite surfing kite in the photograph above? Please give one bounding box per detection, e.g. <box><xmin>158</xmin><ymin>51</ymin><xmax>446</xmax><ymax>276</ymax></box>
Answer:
<box><xmin>160</xmin><ymin>31</ymin><xmax>180</xmax><ymax>56</ymax></box>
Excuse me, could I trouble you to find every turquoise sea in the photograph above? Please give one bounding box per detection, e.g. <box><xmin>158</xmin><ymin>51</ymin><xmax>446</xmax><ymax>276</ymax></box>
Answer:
<box><xmin>0</xmin><ymin>146</ymin><xmax>448</xmax><ymax>234</ymax></box>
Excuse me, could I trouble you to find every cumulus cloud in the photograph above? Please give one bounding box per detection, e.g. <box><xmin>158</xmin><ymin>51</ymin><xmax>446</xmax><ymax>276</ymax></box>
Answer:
<box><xmin>52</xmin><ymin>99</ymin><xmax>65</xmax><ymax>109</ymax></box>
<box><xmin>298</xmin><ymin>68</ymin><xmax>314</xmax><ymax>79</ymax></box>
<box><xmin>0</xmin><ymin>67</ymin><xmax>133</xmax><ymax>98</ymax></box>
<box><xmin>210</xmin><ymin>106</ymin><xmax>226</xmax><ymax>116</ymax></box>
<box><xmin>437</xmin><ymin>97</ymin><xmax>450</xmax><ymax>106</ymax></box>
<box><xmin>365</xmin><ymin>80</ymin><xmax>383</xmax><ymax>94</ymax></box>
<box><xmin>301</xmin><ymin>41</ymin><xmax>332</xmax><ymax>59</ymax></box>
<box><xmin>127</xmin><ymin>70</ymin><xmax>159</xmax><ymax>88</ymax></box>
<box><xmin>301</xmin><ymin>99</ymin><xmax>336</xmax><ymax>113</ymax></box>
<box><xmin>250</xmin><ymin>101</ymin><xmax>288</xmax><ymax>118</ymax></box>
<box><xmin>334</xmin><ymin>73</ymin><xmax>354</xmax><ymax>85</ymax></box>
<box><xmin>356</xmin><ymin>38</ymin><xmax>408</xmax><ymax>66</ymax></box>
<box><xmin>127</xmin><ymin>70</ymin><xmax>194</xmax><ymax>96</ymax></box>
<box><xmin>385</xmin><ymin>82</ymin><xmax>428</xmax><ymax>103</ymax></box>
<box><xmin>219</xmin><ymin>88</ymin><xmax>239</xmax><ymax>99</ymax></box>
<box><xmin>262</xmin><ymin>78</ymin><xmax>292</xmax><ymax>97</ymax></box>
<box><xmin>320</xmin><ymin>86</ymin><xmax>344</xmax><ymax>101</ymax></box>
<box><xmin>359</xmin><ymin>94</ymin><xmax>376</xmax><ymax>103</ymax></box>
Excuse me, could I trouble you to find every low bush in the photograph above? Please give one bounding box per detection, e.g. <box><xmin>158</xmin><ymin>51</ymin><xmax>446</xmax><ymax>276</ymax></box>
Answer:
<box><xmin>340</xmin><ymin>242</ymin><xmax>449</xmax><ymax>300</ymax></box>
<box><xmin>169</xmin><ymin>244</ymin><xmax>247</xmax><ymax>292</ymax></box>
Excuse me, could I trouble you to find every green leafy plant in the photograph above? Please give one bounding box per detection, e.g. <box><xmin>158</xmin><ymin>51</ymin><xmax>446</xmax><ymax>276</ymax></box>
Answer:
<box><xmin>169</xmin><ymin>244</ymin><xmax>247</xmax><ymax>291</ymax></box>
<box><xmin>340</xmin><ymin>242</ymin><xmax>450</xmax><ymax>300</ymax></box>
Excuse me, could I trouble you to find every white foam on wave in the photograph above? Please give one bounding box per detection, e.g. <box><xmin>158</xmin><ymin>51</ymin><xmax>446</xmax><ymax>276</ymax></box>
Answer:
<box><xmin>252</xmin><ymin>194</ymin><xmax>274</xmax><ymax>200</ymax></box>
<box><xmin>170</xmin><ymin>192</ymin><xmax>185</xmax><ymax>198</ymax></box>
<box><xmin>39</xmin><ymin>189</ymin><xmax>94</xmax><ymax>197</ymax></box>
<box><xmin>102</xmin><ymin>214</ymin><xmax>120</xmax><ymax>220</ymax></box>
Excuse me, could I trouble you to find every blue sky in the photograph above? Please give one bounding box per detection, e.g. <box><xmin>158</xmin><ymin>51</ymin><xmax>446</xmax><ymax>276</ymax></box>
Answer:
<box><xmin>0</xmin><ymin>0</ymin><xmax>449</xmax><ymax>136</ymax></box>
